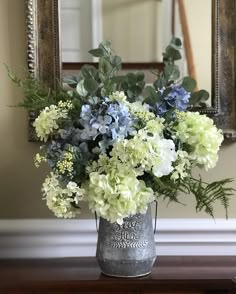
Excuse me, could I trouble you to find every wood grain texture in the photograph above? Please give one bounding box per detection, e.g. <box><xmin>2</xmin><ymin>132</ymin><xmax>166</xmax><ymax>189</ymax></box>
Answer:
<box><xmin>0</xmin><ymin>256</ymin><xmax>236</xmax><ymax>293</ymax></box>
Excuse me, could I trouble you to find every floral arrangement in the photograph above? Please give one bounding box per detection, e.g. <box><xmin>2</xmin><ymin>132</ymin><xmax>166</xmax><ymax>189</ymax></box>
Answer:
<box><xmin>9</xmin><ymin>38</ymin><xmax>234</xmax><ymax>224</ymax></box>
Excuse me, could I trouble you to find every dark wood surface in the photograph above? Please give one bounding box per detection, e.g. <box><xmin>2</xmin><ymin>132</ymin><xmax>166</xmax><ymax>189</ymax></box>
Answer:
<box><xmin>0</xmin><ymin>256</ymin><xmax>236</xmax><ymax>293</ymax></box>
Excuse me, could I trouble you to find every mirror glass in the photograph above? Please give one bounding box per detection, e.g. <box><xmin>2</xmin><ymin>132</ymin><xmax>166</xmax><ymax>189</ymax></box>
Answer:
<box><xmin>60</xmin><ymin>0</ymin><xmax>212</xmax><ymax>96</ymax></box>
<box><xmin>25</xmin><ymin>0</ymin><xmax>236</xmax><ymax>140</ymax></box>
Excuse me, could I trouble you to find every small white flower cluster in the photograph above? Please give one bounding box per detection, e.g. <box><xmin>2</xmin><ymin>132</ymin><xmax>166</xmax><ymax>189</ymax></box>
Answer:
<box><xmin>33</xmin><ymin>101</ymin><xmax>73</xmax><ymax>142</ymax></box>
<box><xmin>42</xmin><ymin>172</ymin><xmax>84</xmax><ymax>218</ymax></box>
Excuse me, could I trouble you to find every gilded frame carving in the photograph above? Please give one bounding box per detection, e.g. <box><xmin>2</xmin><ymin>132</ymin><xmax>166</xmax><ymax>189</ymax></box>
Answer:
<box><xmin>25</xmin><ymin>0</ymin><xmax>236</xmax><ymax>140</ymax></box>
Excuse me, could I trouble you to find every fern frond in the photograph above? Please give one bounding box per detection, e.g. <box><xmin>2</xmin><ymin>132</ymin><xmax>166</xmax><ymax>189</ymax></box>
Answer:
<box><xmin>185</xmin><ymin>177</ymin><xmax>235</xmax><ymax>218</ymax></box>
<box><xmin>6</xmin><ymin>66</ymin><xmax>80</xmax><ymax>112</ymax></box>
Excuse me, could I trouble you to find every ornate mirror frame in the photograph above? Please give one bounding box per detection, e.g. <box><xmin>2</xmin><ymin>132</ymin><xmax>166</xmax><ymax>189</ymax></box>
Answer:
<box><xmin>25</xmin><ymin>0</ymin><xmax>236</xmax><ymax>140</ymax></box>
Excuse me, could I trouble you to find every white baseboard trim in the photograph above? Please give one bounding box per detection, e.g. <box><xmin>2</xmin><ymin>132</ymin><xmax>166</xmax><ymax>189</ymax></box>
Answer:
<box><xmin>0</xmin><ymin>219</ymin><xmax>236</xmax><ymax>258</ymax></box>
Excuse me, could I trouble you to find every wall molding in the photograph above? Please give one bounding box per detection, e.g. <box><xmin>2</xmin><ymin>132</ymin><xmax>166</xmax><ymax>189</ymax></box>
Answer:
<box><xmin>0</xmin><ymin>219</ymin><xmax>236</xmax><ymax>258</ymax></box>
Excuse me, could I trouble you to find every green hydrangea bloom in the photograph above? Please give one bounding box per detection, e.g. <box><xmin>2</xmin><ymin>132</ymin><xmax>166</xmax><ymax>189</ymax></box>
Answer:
<box><xmin>174</xmin><ymin>111</ymin><xmax>223</xmax><ymax>169</ymax></box>
<box><xmin>85</xmin><ymin>163</ymin><xmax>154</xmax><ymax>224</ymax></box>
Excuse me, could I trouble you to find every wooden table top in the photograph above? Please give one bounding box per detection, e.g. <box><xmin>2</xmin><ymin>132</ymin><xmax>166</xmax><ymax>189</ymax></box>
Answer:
<box><xmin>0</xmin><ymin>256</ymin><xmax>236</xmax><ymax>292</ymax></box>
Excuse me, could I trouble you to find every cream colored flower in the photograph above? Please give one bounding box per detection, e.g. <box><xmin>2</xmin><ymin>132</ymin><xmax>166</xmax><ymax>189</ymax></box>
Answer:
<box><xmin>174</xmin><ymin>111</ymin><xmax>223</xmax><ymax>169</ymax></box>
<box><xmin>33</xmin><ymin>101</ymin><xmax>73</xmax><ymax>142</ymax></box>
<box><xmin>42</xmin><ymin>172</ymin><xmax>84</xmax><ymax>218</ymax></box>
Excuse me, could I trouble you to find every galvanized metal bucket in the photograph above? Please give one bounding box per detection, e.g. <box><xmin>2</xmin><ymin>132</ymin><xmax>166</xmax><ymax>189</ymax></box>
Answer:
<box><xmin>96</xmin><ymin>206</ymin><xmax>156</xmax><ymax>277</ymax></box>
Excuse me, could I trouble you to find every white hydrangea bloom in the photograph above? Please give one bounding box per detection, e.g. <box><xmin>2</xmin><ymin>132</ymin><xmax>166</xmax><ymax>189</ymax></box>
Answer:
<box><xmin>110</xmin><ymin>127</ymin><xmax>177</xmax><ymax>177</ymax></box>
<box><xmin>128</xmin><ymin>101</ymin><xmax>150</xmax><ymax>113</ymax></box>
<box><xmin>42</xmin><ymin>173</ymin><xmax>84</xmax><ymax>218</ymax></box>
<box><xmin>85</xmin><ymin>164</ymin><xmax>154</xmax><ymax>224</ymax></box>
<box><xmin>33</xmin><ymin>101</ymin><xmax>73</xmax><ymax>142</ymax></box>
<box><xmin>151</xmin><ymin>137</ymin><xmax>177</xmax><ymax>177</ymax></box>
<box><xmin>175</xmin><ymin>112</ymin><xmax>223</xmax><ymax>169</ymax></box>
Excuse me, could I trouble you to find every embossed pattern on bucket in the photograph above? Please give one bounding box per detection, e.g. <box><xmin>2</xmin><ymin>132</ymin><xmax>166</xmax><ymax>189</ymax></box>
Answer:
<box><xmin>96</xmin><ymin>206</ymin><xmax>156</xmax><ymax>277</ymax></box>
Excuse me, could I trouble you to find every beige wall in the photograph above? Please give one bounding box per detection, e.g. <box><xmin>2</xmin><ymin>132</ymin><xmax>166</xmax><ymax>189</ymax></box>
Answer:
<box><xmin>0</xmin><ymin>0</ymin><xmax>235</xmax><ymax>219</ymax></box>
<box><xmin>0</xmin><ymin>0</ymin><xmax>51</xmax><ymax>218</ymax></box>
<box><xmin>102</xmin><ymin>0</ymin><xmax>163</xmax><ymax>62</ymax></box>
<box><xmin>184</xmin><ymin>0</ymin><xmax>212</xmax><ymax>97</ymax></box>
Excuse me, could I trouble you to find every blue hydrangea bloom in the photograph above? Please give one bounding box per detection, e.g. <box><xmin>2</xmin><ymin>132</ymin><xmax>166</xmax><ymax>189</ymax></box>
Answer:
<box><xmin>156</xmin><ymin>85</ymin><xmax>190</xmax><ymax>115</ymax></box>
<box><xmin>45</xmin><ymin>141</ymin><xmax>63</xmax><ymax>168</ymax></box>
<box><xmin>79</xmin><ymin>101</ymin><xmax>134</xmax><ymax>152</ymax></box>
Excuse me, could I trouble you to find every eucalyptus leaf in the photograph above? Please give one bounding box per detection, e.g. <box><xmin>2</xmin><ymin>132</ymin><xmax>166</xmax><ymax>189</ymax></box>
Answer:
<box><xmin>127</xmin><ymin>89</ymin><xmax>133</xmax><ymax>99</ymax></box>
<box><xmin>144</xmin><ymin>86</ymin><xmax>161</xmax><ymax>105</ymax></box>
<box><xmin>161</xmin><ymin>87</ymin><xmax>172</xmax><ymax>98</ymax></box>
<box><xmin>63</xmin><ymin>75</ymin><xmax>80</xmax><ymax>88</ymax></box>
<box><xmin>170</xmin><ymin>37</ymin><xmax>182</xmax><ymax>49</ymax></box>
<box><xmin>112</xmin><ymin>56</ymin><xmax>122</xmax><ymax>71</ymax></box>
<box><xmin>127</xmin><ymin>73</ymin><xmax>137</xmax><ymax>85</ymax></box>
<box><xmin>76</xmin><ymin>80</ymin><xmax>88</xmax><ymax>97</ymax></box>
<box><xmin>99</xmin><ymin>57</ymin><xmax>112</xmax><ymax>76</ymax></box>
<box><xmin>99</xmin><ymin>40</ymin><xmax>111</xmax><ymax>55</ymax></box>
<box><xmin>88</xmin><ymin>48</ymin><xmax>104</xmax><ymax>57</ymax></box>
<box><xmin>84</xmin><ymin>78</ymin><xmax>99</xmax><ymax>94</ymax></box>
<box><xmin>163</xmin><ymin>47</ymin><xmax>182</xmax><ymax>62</ymax></box>
<box><xmin>80</xmin><ymin>65</ymin><xmax>99</xmax><ymax>80</ymax></box>
<box><xmin>164</xmin><ymin>64</ymin><xmax>180</xmax><ymax>80</ymax></box>
<box><xmin>137</xmin><ymin>80</ymin><xmax>145</xmax><ymax>90</ymax></box>
<box><xmin>198</xmin><ymin>89</ymin><xmax>210</xmax><ymax>101</ymax></box>
<box><xmin>182</xmin><ymin>77</ymin><xmax>197</xmax><ymax>92</ymax></box>
<box><xmin>136</xmin><ymin>72</ymin><xmax>145</xmax><ymax>81</ymax></box>
<box><xmin>130</xmin><ymin>85</ymin><xmax>142</xmax><ymax>97</ymax></box>
<box><xmin>111</xmin><ymin>75</ymin><xmax>127</xmax><ymax>84</ymax></box>
<box><xmin>120</xmin><ymin>81</ymin><xmax>128</xmax><ymax>92</ymax></box>
<box><xmin>154</xmin><ymin>77</ymin><xmax>167</xmax><ymax>90</ymax></box>
<box><xmin>189</xmin><ymin>90</ymin><xmax>209</xmax><ymax>106</ymax></box>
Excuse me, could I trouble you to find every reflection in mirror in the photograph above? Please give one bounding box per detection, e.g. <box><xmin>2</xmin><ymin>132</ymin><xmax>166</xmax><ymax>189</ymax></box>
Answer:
<box><xmin>25</xmin><ymin>0</ymin><xmax>236</xmax><ymax>140</ymax></box>
<box><xmin>60</xmin><ymin>0</ymin><xmax>212</xmax><ymax>97</ymax></box>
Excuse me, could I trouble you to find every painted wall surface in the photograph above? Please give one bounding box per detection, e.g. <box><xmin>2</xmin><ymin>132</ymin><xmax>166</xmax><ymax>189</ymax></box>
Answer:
<box><xmin>102</xmin><ymin>0</ymin><xmax>163</xmax><ymax>62</ymax></box>
<box><xmin>0</xmin><ymin>0</ymin><xmax>235</xmax><ymax>219</ymax></box>
<box><xmin>183</xmin><ymin>0</ymin><xmax>212</xmax><ymax>98</ymax></box>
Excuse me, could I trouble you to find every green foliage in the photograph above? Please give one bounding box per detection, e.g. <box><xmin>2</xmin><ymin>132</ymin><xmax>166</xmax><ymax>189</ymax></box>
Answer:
<box><xmin>7</xmin><ymin>38</ymin><xmax>210</xmax><ymax>113</ymax></box>
<box><xmin>145</xmin><ymin>37</ymin><xmax>210</xmax><ymax>108</ymax></box>
<box><xmin>6</xmin><ymin>65</ymin><xmax>82</xmax><ymax>113</ymax></box>
<box><xmin>144</xmin><ymin>86</ymin><xmax>161</xmax><ymax>105</ymax></box>
<box><xmin>186</xmin><ymin>177</ymin><xmax>234</xmax><ymax>218</ymax></box>
<box><xmin>146</xmin><ymin>172</ymin><xmax>235</xmax><ymax>219</ymax></box>
<box><xmin>182</xmin><ymin>76</ymin><xmax>197</xmax><ymax>92</ymax></box>
<box><xmin>73</xmin><ymin>41</ymin><xmax>145</xmax><ymax>99</ymax></box>
<box><xmin>189</xmin><ymin>90</ymin><xmax>209</xmax><ymax>107</ymax></box>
